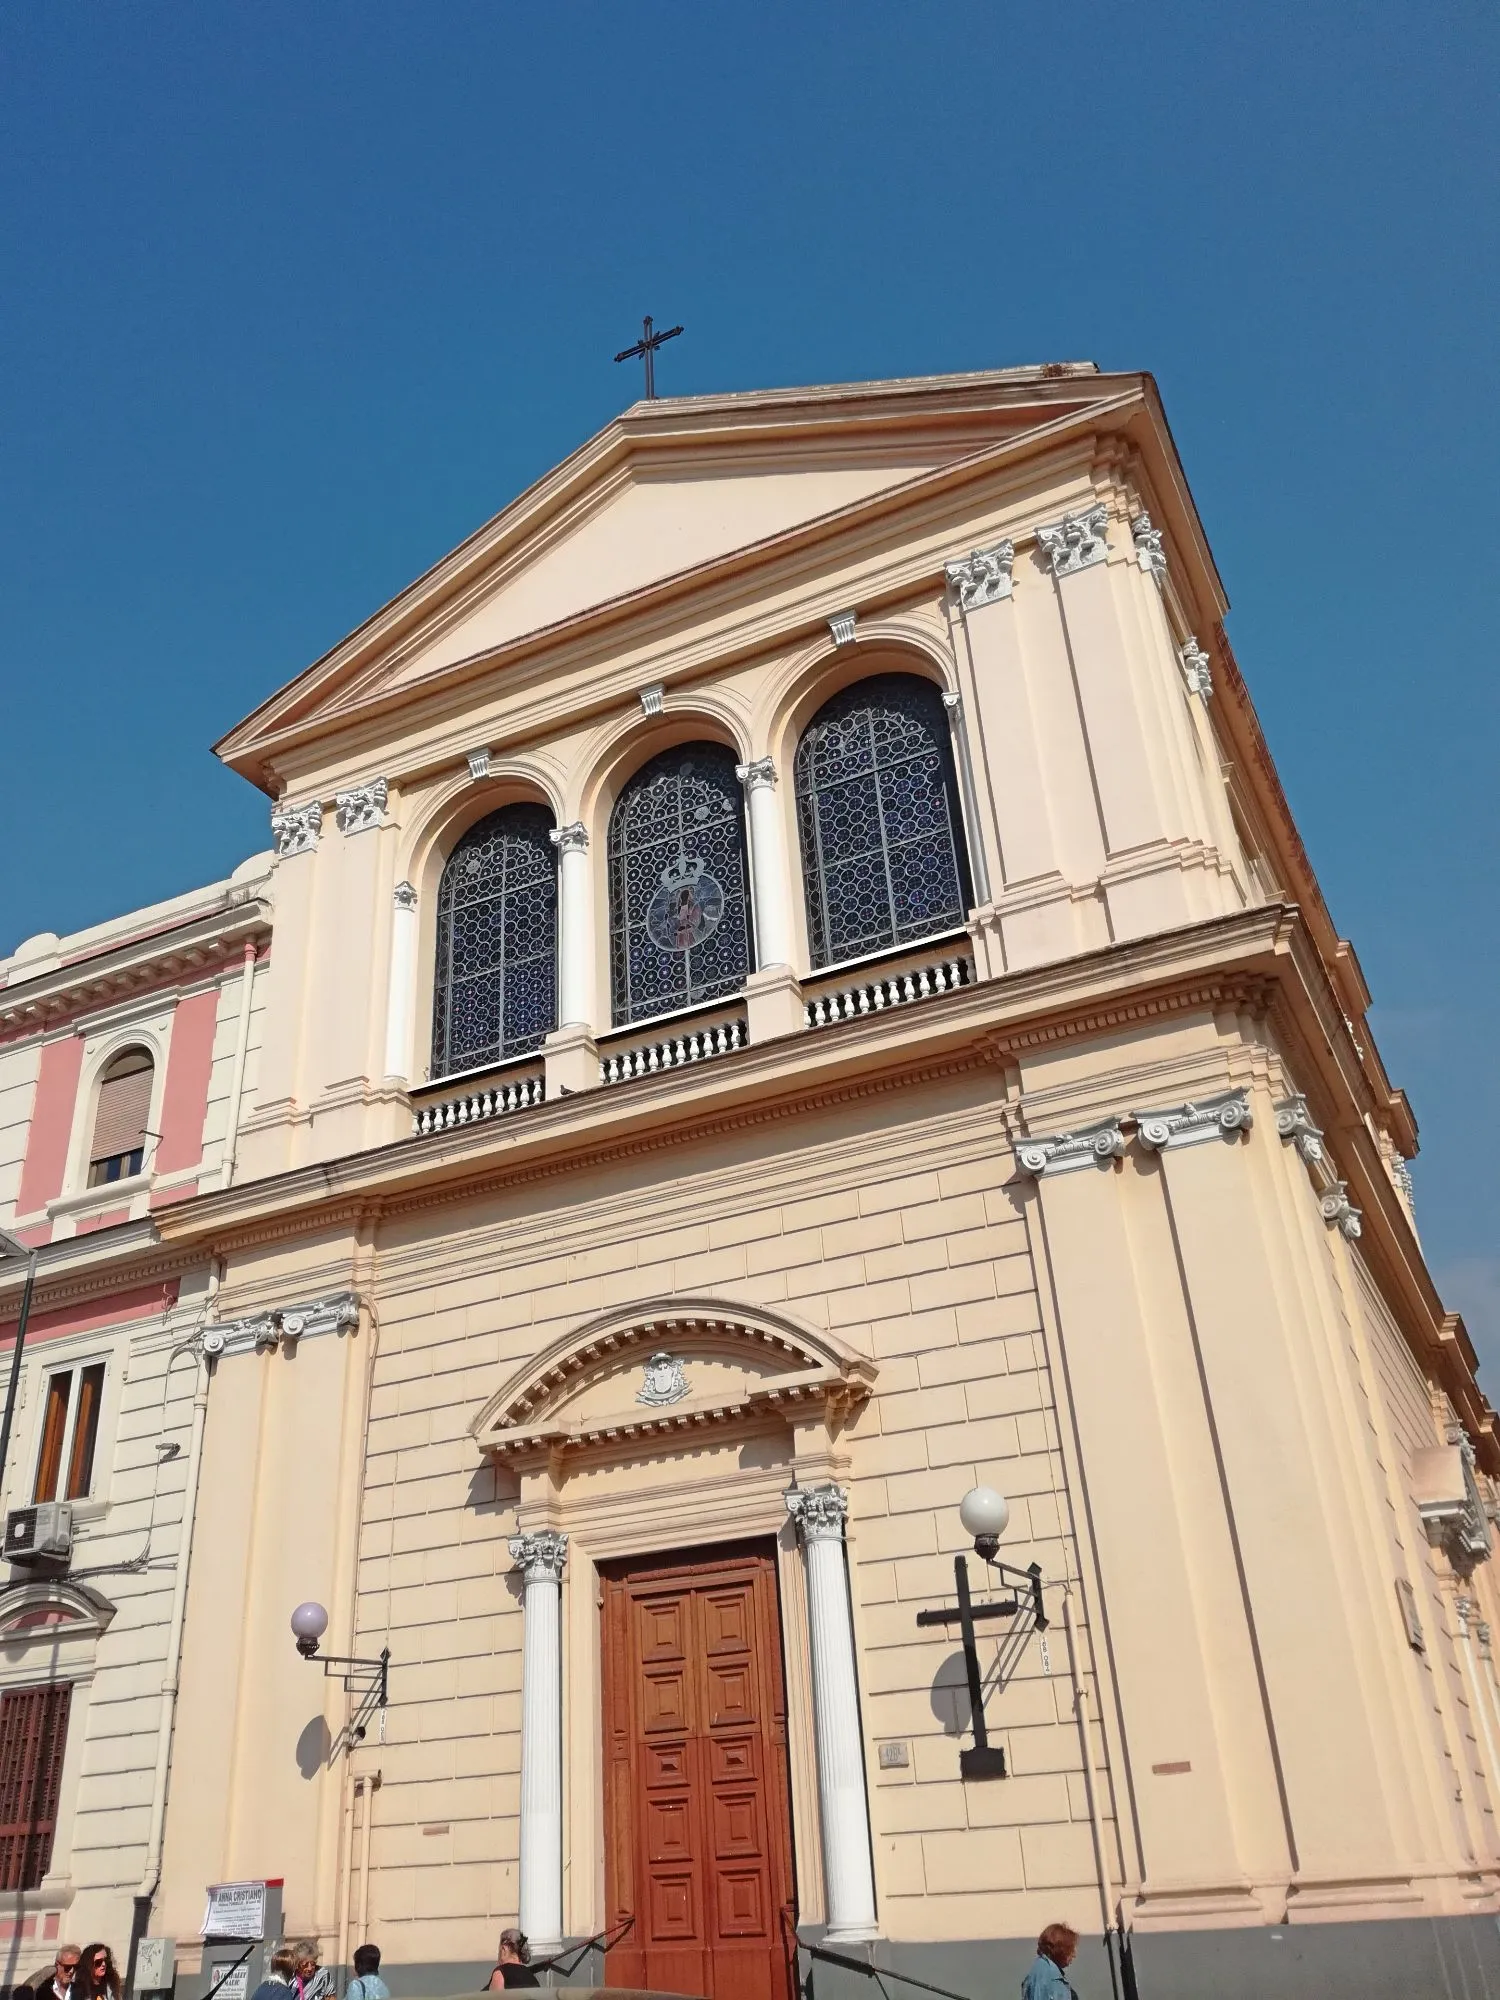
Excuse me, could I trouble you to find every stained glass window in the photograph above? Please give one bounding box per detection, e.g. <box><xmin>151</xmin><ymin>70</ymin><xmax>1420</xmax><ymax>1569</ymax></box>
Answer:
<box><xmin>795</xmin><ymin>673</ymin><xmax>971</xmax><ymax>969</ymax></box>
<box><xmin>432</xmin><ymin>803</ymin><xmax>558</xmax><ymax>1078</ymax></box>
<box><xmin>608</xmin><ymin>743</ymin><xmax>754</xmax><ymax>1027</ymax></box>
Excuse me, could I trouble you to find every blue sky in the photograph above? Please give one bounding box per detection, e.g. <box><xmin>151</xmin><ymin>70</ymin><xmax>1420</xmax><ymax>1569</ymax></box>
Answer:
<box><xmin>3</xmin><ymin>4</ymin><xmax>1496</xmax><ymax>1359</ymax></box>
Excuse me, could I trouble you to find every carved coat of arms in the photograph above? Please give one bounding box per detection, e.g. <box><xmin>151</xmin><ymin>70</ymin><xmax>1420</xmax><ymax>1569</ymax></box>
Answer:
<box><xmin>637</xmin><ymin>1351</ymin><xmax>690</xmax><ymax>1407</ymax></box>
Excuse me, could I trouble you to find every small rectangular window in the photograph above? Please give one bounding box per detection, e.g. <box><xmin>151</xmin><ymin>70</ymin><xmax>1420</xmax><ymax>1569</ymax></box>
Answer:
<box><xmin>33</xmin><ymin>1365</ymin><xmax>106</xmax><ymax>1505</ymax></box>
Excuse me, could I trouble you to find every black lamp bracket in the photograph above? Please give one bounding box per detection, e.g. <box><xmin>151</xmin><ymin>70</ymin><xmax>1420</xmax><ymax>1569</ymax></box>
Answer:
<box><xmin>915</xmin><ymin>1551</ymin><xmax>1046</xmax><ymax>1780</ymax></box>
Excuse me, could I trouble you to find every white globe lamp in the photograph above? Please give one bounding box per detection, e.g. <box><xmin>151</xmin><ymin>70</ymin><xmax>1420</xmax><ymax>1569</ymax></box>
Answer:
<box><xmin>290</xmin><ymin>1600</ymin><xmax>329</xmax><ymax>1658</ymax></box>
<box><xmin>959</xmin><ymin>1485</ymin><xmax>1009</xmax><ymax>1560</ymax></box>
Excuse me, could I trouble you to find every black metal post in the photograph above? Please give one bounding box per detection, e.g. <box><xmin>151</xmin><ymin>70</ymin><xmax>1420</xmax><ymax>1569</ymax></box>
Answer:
<box><xmin>0</xmin><ymin>1245</ymin><xmax>39</xmax><ymax>1505</ymax></box>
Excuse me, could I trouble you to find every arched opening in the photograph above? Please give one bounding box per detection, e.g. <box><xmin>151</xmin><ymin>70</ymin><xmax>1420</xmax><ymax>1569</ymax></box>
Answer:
<box><xmin>431</xmin><ymin>802</ymin><xmax>558</xmax><ymax>1079</ymax></box>
<box><xmin>793</xmin><ymin>673</ymin><xmax>971</xmax><ymax>970</ymax></box>
<box><xmin>607</xmin><ymin>741</ymin><xmax>754</xmax><ymax>1028</ymax></box>
<box><xmin>87</xmin><ymin>1047</ymin><xmax>153</xmax><ymax>1186</ymax></box>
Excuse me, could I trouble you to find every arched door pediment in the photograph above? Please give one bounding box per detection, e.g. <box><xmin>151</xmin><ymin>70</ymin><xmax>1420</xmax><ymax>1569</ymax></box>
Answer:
<box><xmin>472</xmin><ymin>1299</ymin><xmax>876</xmax><ymax>1461</ymax></box>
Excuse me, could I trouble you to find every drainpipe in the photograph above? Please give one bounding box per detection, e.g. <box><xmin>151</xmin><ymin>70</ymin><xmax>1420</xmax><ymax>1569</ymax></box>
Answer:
<box><xmin>126</xmin><ymin>1273</ymin><xmax>217</xmax><ymax>1992</ymax></box>
<box><xmin>222</xmin><ymin>942</ymin><xmax>258</xmax><ymax>1188</ymax></box>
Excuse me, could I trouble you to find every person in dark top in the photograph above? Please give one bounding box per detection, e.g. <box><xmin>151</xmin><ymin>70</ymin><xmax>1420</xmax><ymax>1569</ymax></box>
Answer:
<box><xmin>486</xmin><ymin>1931</ymin><xmax>540</xmax><ymax>1990</ymax></box>
<box><xmin>77</xmin><ymin>1949</ymin><xmax>120</xmax><ymax>2000</ymax></box>
<box><xmin>248</xmin><ymin>1946</ymin><xmax>299</xmax><ymax>2000</ymax></box>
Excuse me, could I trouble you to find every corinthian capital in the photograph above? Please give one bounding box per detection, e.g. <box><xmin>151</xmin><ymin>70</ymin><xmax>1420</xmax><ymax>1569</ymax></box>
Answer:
<box><xmin>785</xmin><ymin>1483</ymin><xmax>849</xmax><ymax>1544</ymax></box>
<box><xmin>335</xmin><ymin>778</ymin><xmax>389</xmax><ymax>835</ymax></box>
<box><xmin>946</xmin><ymin>540</ymin><xmax>1015</xmax><ymax>611</ymax></box>
<box><xmin>1131</xmin><ymin>514</ymin><xmax>1167</xmax><ymax>581</ymax></box>
<box><xmin>1036</xmin><ymin>504</ymin><xmax>1109</xmax><ymax>578</ymax></box>
<box><xmin>509</xmin><ymin>1530</ymin><xmax>569</xmax><ymax>1582</ymax></box>
<box><xmin>549</xmin><ymin>821</ymin><xmax>588</xmax><ymax>855</ymax></box>
<box><xmin>736</xmin><ymin>757</ymin><xmax>777</xmax><ymax>793</ymax></box>
<box><xmin>271</xmin><ymin>801</ymin><xmax>323</xmax><ymax>858</ymax></box>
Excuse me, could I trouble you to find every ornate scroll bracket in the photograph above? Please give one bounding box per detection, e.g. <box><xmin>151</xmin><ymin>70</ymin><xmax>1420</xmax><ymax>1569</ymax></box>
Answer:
<box><xmin>785</xmin><ymin>1483</ymin><xmax>849</xmax><ymax>1544</ymax></box>
<box><xmin>1036</xmin><ymin>505</ymin><xmax>1109</xmax><ymax>578</ymax></box>
<box><xmin>1180</xmin><ymin>639</ymin><xmax>1214</xmax><ymax>698</ymax></box>
<box><xmin>1275</xmin><ymin>1094</ymin><xmax>1324</xmax><ymax>1165</ymax></box>
<box><xmin>946</xmin><ymin>540</ymin><xmax>1015</xmax><ymax>610</ymax></box>
<box><xmin>271</xmin><ymin>801</ymin><xmax>323</xmax><ymax>858</ymax></box>
<box><xmin>1320</xmin><ymin>1184</ymin><xmax>1363</xmax><ymax>1240</ymax></box>
<box><xmin>508</xmin><ymin>1529</ymin><xmax>569</xmax><ymax>1582</ymax></box>
<box><xmin>550</xmin><ymin>821</ymin><xmax>589</xmax><ymax>855</ymax></box>
<box><xmin>336</xmin><ymin>778</ymin><xmax>389</xmax><ymax>836</ymax></box>
<box><xmin>1133</xmin><ymin>1089</ymin><xmax>1252</xmax><ymax>1152</ymax></box>
<box><xmin>1015</xmin><ymin>1120</ymin><xmax>1128</xmax><ymax>1178</ymax></box>
<box><xmin>1275</xmin><ymin>1093</ymin><xmax>1362</xmax><ymax>1238</ymax></box>
<box><xmin>200</xmin><ymin>1290</ymin><xmax>361</xmax><ymax>1360</ymax></box>
<box><xmin>1131</xmin><ymin>514</ymin><xmax>1167</xmax><ymax>581</ymax></box>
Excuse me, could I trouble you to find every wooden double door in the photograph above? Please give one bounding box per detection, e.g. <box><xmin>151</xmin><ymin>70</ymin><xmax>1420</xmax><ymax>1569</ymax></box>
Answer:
<box><xmin>602</xmin><ymin>1541</ymin><xmax>797</xmax><ymax>2000</ymax></box>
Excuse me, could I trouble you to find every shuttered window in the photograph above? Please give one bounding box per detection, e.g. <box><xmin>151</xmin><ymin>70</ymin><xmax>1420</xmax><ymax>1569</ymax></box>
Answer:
<box><xmin>34</xmin><ymin>1364</ymin><xmax>106</xmax><ymax>1504</ymax></box>
<box><xmin>88</xmin><ymin>1048</ymin><xmax>153</xmax><ymax>1186</ymax></box>
<box><xmin>0</xmin><ymin>1684</ymin><xmax>71</xmax><ymax>1892</ymax></box>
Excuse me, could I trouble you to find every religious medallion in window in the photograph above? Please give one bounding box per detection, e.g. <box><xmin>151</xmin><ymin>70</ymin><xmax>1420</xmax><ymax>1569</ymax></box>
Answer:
<box><xmin>794</xmin><ymin>673</ymin><xmax>971</xmax><ymax>969</ymax></box>
<box><xmin>607</xmin><ymin>743</ymin><xmax>754</xmax><ymax>1027</ymax></box>
<box><xmin>432</xmin><ymin>804</ymin><xmax>558</xmax><ymax>1079</ymax></box>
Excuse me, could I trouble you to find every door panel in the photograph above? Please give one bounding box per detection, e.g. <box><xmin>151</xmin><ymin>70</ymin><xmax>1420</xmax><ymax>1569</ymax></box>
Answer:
<box><xmin>603</xmin><ymin>1541</ymin><xmax>797</xmax><ymax>2000</ymax></box>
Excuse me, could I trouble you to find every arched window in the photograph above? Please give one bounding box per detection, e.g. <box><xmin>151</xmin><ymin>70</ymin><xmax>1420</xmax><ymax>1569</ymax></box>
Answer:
<box><xmin>432</xmin><ymin>803</ymin><xmax>558</xmax><ymax>1079</ymax></box>
<box><xmin>794</xmin><ymin>673</ymin><xmax>971</xmax><ymax>970</ymax></box>
<box><xmin>608</xmin><ymin>743</ymin><xmax>754</xmax><ymax>1027</ymax></box>
<box><xmin>87</xmin><ymin>1048</ymin><xmax>153</xmax><ymax>1186</ymax></box>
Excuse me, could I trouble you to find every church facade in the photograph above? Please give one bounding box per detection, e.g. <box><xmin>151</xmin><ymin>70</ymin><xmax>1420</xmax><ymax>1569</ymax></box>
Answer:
<box><xmin>3</xmin><ymin>366</ymin><xmax>1499</xmax><ymax>2000</ymax></box>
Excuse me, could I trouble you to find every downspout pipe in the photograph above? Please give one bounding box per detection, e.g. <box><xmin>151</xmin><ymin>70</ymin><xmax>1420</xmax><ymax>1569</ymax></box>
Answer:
<box><xmin>222</xmin><ymin>942</ymin><xmax>258</xmax><ymax>1189</ymax></box>
<box><xmin>126</xmin><ymin>1285</ymin><xmax>217</xmax><ymax>1993</ymax></box>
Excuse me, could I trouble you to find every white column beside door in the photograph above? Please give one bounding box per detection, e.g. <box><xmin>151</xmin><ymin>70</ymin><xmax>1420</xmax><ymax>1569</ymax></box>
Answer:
<box><xmin>785</xmin><ymin>1485</ymin><xmax>878</xmax><ymax>1942</ymax></box>
<box><xmin>737</xmin><ymin>758</ymin><xmax>795</xmax><ymax>969</ymax></box>
<box><xmin>509</xmin><ymin>1530</ymin><xmax>568</xmax><ymax>1953</ymax></box>
<box><xmin>550</xmin><ymin>823</ymin><xmax>593</xmax><ymax>1026</ymax></box>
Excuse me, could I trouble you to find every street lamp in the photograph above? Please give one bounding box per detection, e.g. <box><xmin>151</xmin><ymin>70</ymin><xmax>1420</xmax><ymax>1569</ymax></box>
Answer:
<box><xmin>0</xmin><ymin>1227</ymin><xmax>40</xmax><ymax>1512</ymax></box>
<box><xmin>914</xmin><ymin>1487</ymin><xmax>1046</xmax><ymax>1781</ymax></box>
<box><xmin>290</xmin><ymin>1602</ymin><xmax>390</xmax><ymax>1736</ymax></box>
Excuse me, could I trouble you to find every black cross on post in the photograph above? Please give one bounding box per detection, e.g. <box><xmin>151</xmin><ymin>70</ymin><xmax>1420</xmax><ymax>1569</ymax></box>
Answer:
<box><xmin>614</xmin><ymin>315</ymin><xmax>683</xmax><ymax>399</ymax></box>
<box><xmin>916</xmin><ymin>1552</ymin><xmax>1046</xmax><ymax>1779</ymax></box>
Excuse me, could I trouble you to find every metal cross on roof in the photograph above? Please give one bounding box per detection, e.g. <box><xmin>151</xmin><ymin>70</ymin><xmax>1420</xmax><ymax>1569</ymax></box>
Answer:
<box><xmin>614</xmin><ymin>315</ymin><xmax>683</xmax><ymax>399</ymax></box>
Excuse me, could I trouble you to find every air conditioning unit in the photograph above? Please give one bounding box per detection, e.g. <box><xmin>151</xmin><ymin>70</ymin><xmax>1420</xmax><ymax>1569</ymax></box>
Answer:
<box><xmin>4</xmin><ymin>1502</ymin><xmax>74</xmax><ymax>1566</ymax></box>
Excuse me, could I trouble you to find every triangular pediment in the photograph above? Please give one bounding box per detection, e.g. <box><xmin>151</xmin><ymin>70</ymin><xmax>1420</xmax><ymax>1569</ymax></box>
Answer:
<box><xmin>473</xmin><ymin>1299</ymin><xmax>877</xmax><ymax>1460</ymax></box>
<box><xmin>216</xmin><ymin>367</ymin><xmax>1137</xmax><ymax>788</ymax></box>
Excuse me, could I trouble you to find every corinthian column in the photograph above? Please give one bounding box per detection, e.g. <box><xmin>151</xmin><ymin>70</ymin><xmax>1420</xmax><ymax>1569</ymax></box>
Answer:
<box><xmin>785</xmin><ymin>1485</ymin><xmax>877</xmax><ymax>1941</ymax></box>
<box><xmin>508</xmin><ymin>1529</ymin><xmax>569</xmax><ymax>1953</ymax></box>
<box><xmin>549</xmin><ymin>823</ymin><xmax>593</xmax><ymax>1027</ymax></box>
<box><xmin>736</xmin><ymin>758</ymin><xmax>794</xmax><ymax>969</ymax></box>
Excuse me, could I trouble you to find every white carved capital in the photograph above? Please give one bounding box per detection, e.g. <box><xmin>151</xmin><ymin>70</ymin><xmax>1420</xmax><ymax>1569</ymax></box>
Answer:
<box><xmin>466</xmin><ymin>747</ymin><xmax>492</xmax><ymax>781</ymax></box>
<box><xmin>1320</xmin><ymin>1183</ymin><xmax>1363</xmax><ymax>1240</ymax></box>
<box><xmin>1179</xmin><ymin>638</ymin><xmax>1213</xmax><ymax>698</ymax></box>
<box><xmin>828</xmin><ymin>611</ymin><xmax>858</xmax><ymax>647</ymax></box>
<box><xmin>549</xmin><ymin>821</ymin><xmax>589</xmax><ymax>855</ymax></box>
<box><xmin>335</xmin><ymin>777</ymin><xmax>389</xmax><ymax>835</ymax></box>
<box><xmin>204</xmin><ymin>1289</ymin><xmax>360</xmax><ymax>1359</ymax></box>
<box><xmin>271</xmin><ymin>801</ymin><xmax>322</xmax><ymax>858</ymax></box>
<box><xmin>1274</xmin><ymin>1094</ymin><xmax>1325</xmax><ymax>1165</ymax></box>
<box><xmin>1133</xmin><ymin>1089</ymin><xmax>1252</xmax><ymax>1152</ymax></box>
<box><xmin>394</xmin><ymin>879</ymin><xmax>418</xmax><ymax>911</ymax></box>
<box><xmin>1036</xmin><ymin>504</ymin><xmax>1109</xmax><ymax>578</ymax></box>
<box><xmin>1391</xmin><ymin>1156</ymin><xmax>1415</xmax><ymax>1205</ymax></box>
<box><xmin>785</xmin><ymin>1483</ymin><xmax>849</xmax><ymax>1544</ymax></box>
<box><xmin>946</xmin><ymin>540</ymin><xmax>1015</xmax><ymax>610</ymax></box>
<box><xmin>1015</xmin><ymin>1120</ymin><xmax>1127</xmax><ymax>1178</ymax></box>
<box><xmin>941</xmin><ymin>690</ymin><xmax>963</xmax><ymax>719</ymax></box>
<box><xmin>639</xmin><ymin>683</ymin><xmax>665</xmax><ymax>717</ymax></box>
<box><xmin>509</xmin><ymin>1529</ymin><xmax>569</xmax><ymax>1582</ymax></box>
<box><xmin>1131</xmin><ymin>514</ymin><xmax>1167</xmax><ymax>581</ymax></box>
<box><xmin>735</xmin><ymin>756</ymin><xmax>777</xmax><ymax>793</ymax></box>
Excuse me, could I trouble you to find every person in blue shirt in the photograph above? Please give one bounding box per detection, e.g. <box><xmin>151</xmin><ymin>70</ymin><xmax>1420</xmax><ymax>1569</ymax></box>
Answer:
<box><xmin>1021</xmin><ymin>1923</ymin><xmax>1079</xmax><ymax>2000</ymax></box>
<box><xmin>344</xmin><ymin>1947</ymin><xmax>389</xmax><ymax>2000</ymax></box>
